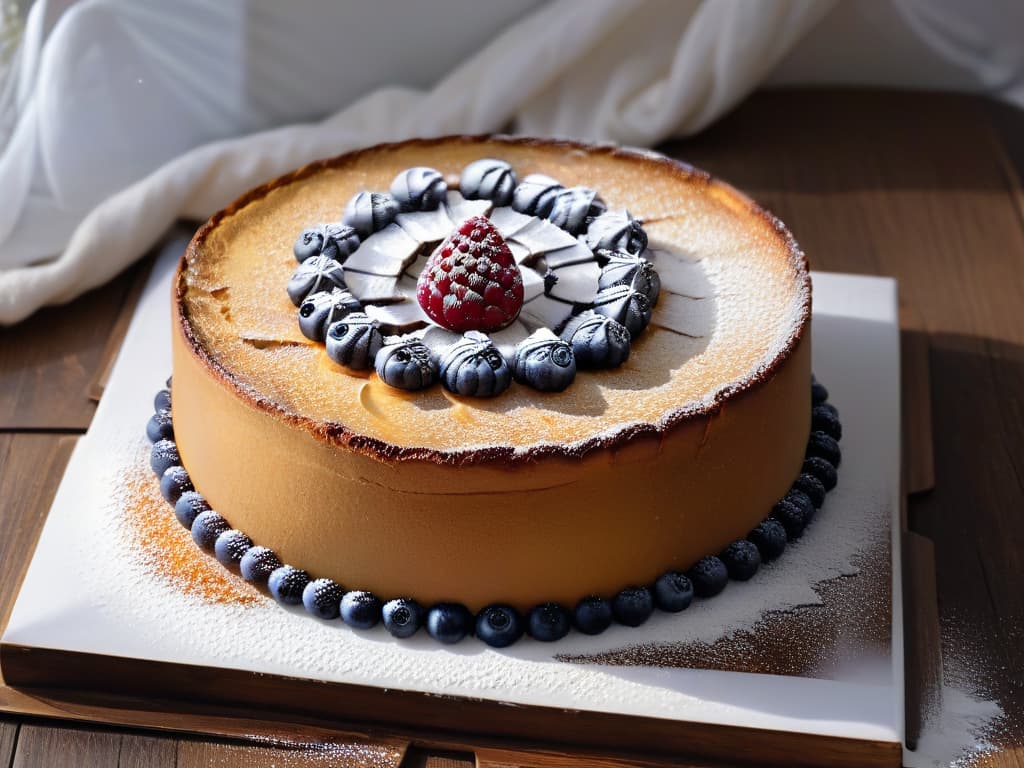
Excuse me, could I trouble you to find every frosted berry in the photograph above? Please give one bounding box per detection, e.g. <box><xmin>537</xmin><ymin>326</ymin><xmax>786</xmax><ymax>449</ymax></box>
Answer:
<box><xmin>268</xmin><ymin>565</ymin><xmax>311</xmax><ymax>605</ymax></box>
<box><xmin>341</xmin><ymin>590</ymin><xmax>383</xmax><ymax>629</ymax></box>
<box><xmin>174</xmin><ymin>490</ymin><xmax>210</xmax><ymax>529</ymax></box>
<box><xmin>653</xmin><ymin>571</ymin><xmax>694</xmax><ymax>612</ymax></box>
<box><xmin>771</xmin><ymin>497</ymin><xmax>808</xmax><ymax>539</ymax></box>
<box><xmin>416</xmin><ymin>216</ymin><xmax>524</xmax><ymax>333</ymax></box>
<box><xmin>240</xmin><ymin>546</ymin><xmax>282</xmax><ymax>583</ymax></box>
<box><xmin>153</xmin><ymin>388</ymin><xmax>171</xmax><ymax>412</ymax></box>
<box><xmin>302</xmin><ymin>578</ymin><xmax>344</xmax><ymax>620</ymax></box>
<box><xmin>803</xmin><ymin>456</ymin><xmax>838</xmax><ymax>491</ymax></box>
<box><xmin>214</xmin><ymin>529</ymin><xmax>252</xmax><ymax>567</ymax></box>
<box><xmin>811</xmin><ymin>377</ymin><xmax>829</xmax><ymax>406</ymax></box>
<box><xmin>191</xmin><ymin>510</ymin><xmax>230</xmax><ymax>550</ymax></box>
<box><xmin>150</xmin><ymin>439</ymin><xmax>179</xmax><ymax>477</ymax></box>
<box><xmin>812</xmin><ymin>403</ymin><xmax>842</xmax><ymax>441</ymax></box>
<box><xmin>383</xmin><ymin>598</ymin><xmax>424</xmax><ymax>638</ymax></box>
<box><xmin>147</xmin><ymin>409</ymin><xmax>174</xmax><ymax>442</ymax></box>
<box><xmin>160</xmin><ymin>465</ymin><xmax>192</xmax><ymax>504</ymax></box>
<box><xmin>475</xmin><ymin>604</ymin><xmax>524</xmax><ymax>648</ymax></box>
<box><xmin>426</xmin><ymin>603</ymin><xmax>473</xmax><ymax>644</ymax></box>
<box><xmin>720</xmin><ymin>540</ymin><xmax>761</xmax><ymax>581</ymax></box>
<box><xmin>612</xmin><ymin>586</ymin><xmax>654</xmax><ymax>627</ymax></box>
<box><xmin>573</xmin><ymin>596</ymin><xmax>613</xmax><ymax>635</ymax></box>
<box><xmin>528</xmin><ymin>602</ymin><xmax>571</xmax><ymax>642</ymax></box>
<box><xmin>806</xmin><ymin>430</ymin><xmax>841</xmax><ymax>467</ymax></box>
<box><xmin>748</xmin><ymin>519</ymin><xmax>787</xmax><ymax>562</ymax></box>
<box><xmin>794</xmin><ymin>472</ymin><xmax>826</xmax><ymax>508</ymax></box>
<box><xmin>687</xmin><ymin>555</ymin><xmax>728</xmax><ymax>598</ymax></box>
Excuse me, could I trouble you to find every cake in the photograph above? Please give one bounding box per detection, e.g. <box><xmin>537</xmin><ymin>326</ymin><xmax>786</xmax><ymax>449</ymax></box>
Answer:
<box><xmin>151</xmin><ymin>135</ymin><xmax>841</xmax><ymax>646</ymax></box>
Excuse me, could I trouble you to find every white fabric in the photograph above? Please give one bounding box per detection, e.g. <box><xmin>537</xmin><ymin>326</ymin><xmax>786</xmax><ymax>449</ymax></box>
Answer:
<box><xmin>1</xmin><ymin>0</ymin><xmax>1022</xmax><ymax>324</ymax></box>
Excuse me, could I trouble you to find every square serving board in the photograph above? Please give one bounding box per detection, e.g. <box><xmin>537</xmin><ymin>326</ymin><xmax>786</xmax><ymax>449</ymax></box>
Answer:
<box><xmin>2</xmin><ymin>244</ymin><xmax>905</xmax><ymax>768</ymax></box>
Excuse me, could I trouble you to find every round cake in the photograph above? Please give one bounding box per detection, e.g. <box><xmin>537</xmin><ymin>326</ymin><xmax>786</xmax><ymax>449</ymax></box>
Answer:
<box><xmin>170</xmin><ymin>136</ymin><xmax>812</xmax><ymax>617</ymax></box>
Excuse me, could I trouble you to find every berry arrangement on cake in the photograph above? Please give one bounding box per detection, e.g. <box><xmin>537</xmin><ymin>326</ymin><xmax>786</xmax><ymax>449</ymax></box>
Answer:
<box><xmin>158</xmin><ymin>136</ymin><xmax>834</xmax><ymax>646</ymax></box>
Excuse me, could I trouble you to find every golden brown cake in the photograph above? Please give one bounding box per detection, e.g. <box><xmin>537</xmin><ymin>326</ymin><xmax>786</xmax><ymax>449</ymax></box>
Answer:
<box><xmin>171</xmin><ymin>136</ymin><xmax>811</xmax><ymax>614</ymax></box>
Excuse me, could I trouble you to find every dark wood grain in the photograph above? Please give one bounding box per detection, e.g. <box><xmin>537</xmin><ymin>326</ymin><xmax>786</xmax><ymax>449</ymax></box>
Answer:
<box><xmin>0</xmin><ymin>719</ymin><xmax>17</xmax><ymax>766</ymax></box>
<box><xmin>11</xmin><ymin>724</ymin><xmax>122</xmax><ymax>767</ymax></box>
<box><xmin>0</xmin><ymin>435</ymin><xmax>76</xmax><ymax>632</ymax></box>
<box><xmin>0</xmin><ymin>265</ymin><xmax>142</xmax><ymax>430</ymax></box>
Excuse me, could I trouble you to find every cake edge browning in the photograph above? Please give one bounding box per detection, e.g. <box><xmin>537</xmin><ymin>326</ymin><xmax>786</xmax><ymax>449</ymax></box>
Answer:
<box><xmin>175</xmin><ymin>135</ymin><xmax>812</xmax><ymax>467</ymax></box>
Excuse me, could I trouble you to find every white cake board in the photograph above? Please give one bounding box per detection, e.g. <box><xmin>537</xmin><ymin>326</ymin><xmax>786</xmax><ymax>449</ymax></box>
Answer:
<box><xmin>2</xmin><ymin>243</ymin><xmax>905</xmax><ymax>766</ymax></box>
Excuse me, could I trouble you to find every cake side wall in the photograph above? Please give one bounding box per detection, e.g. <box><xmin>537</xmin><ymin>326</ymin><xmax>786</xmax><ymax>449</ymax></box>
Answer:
<box><xmin>171</xmin><ymin>292</ymin><xmax>811</xmax><ymax>612</ymax></box>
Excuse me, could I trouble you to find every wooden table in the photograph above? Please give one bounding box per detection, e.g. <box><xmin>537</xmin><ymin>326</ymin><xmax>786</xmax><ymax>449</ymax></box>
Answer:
<box><xmin>1</xmin><ymin>89</ymin><xmax>1022</xmax><ymax>767</ymax></box>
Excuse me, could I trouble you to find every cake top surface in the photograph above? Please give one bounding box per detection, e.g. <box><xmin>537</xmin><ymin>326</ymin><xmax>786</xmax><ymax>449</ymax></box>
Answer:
<box><xmin>178</xmin><ymin>136</ymin><xmax>810</xmax><ymax>463</ymax></box>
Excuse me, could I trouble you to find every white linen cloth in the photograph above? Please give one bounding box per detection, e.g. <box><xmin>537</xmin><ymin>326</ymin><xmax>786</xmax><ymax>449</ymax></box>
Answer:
<box><xmin>1</xmin><ymin>0</ymin><xmax>1022</xmax><ymax>324</ymax></box>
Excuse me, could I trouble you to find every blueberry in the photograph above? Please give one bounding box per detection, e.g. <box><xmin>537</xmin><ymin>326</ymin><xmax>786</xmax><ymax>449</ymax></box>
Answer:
<box><xmin>214</xmin><ymin>529</ymin><xmax>252</xmax><ymax>567</ymax></box>
<box><xmin>528</xmin><ymin>603</ymin><xmax>571</xmax><ymax>641</ymax></box>
<box><xmin>302</xmin><ymin>578</ymin><xmax>344</xmax><ymax>620</ymax></box>
<box><xmin>382</xmin><ymin>598</ymin><xmax>424</xmax><ymax>638</ymax></box>
<box><xmin>153</xmin><ymin>388</ymin><xmax>172</xmax><ymax>411</ymax></box>
<box><xmin>812</xmin><ymin>403</ymin><xmax>842</xmax><ymax>441</ymax></box>
<box><xmin>720</xmin><ymin>540</ymin><xmax>762</xmax><ymax>581</ymax></box>
<box><xmin>653</xmin><ymin>571</ymin><xmax>694</xmax><ymax>612</ymax></box>
<box><xmin>785</xmin><ymin>489</ymin><xmax>816</xmax><ymax>525</ymax></box>
<box><xmin>191</xmin><ymin>511</ymin><xmax>229</xmax><ymax>550</ymax></box>
<box><xmin>268</xmin><ymin>565</ymin><xmax>311</xmax><ymax>605</ymax></box>
<box><xmin>806</xmin><ymin>430</ymin><xmax>841</xmax><ymax>467</ymax></box>
<box><xmin>426</xmin><ymin>603</ymin><xmax>473</xmax><ymax>644</ymax></box>
<box><xmin>771</xmin><ymin>497</ymin><xmax>808</xmax><ymax>539</ymax></box>
<box><xmin>159</xmin><ymin>465</ymin><xmax>193</xmax><ymax>504</ymax></box>
<box><xmin>173</xmin><ymin>490</ymin><xmax>209</xmax><ymax>529</ymax></box>
<box><xmin>811</xmin><ymin>377</ymin><xmax>829</xmax><ymax>406</ymax></box>
<box><xmin>612</xmin><ymin>586</ymin><xmax>655</xmax><ymax>627</ymax></box>
<box><xmin>573</xmin><ymin>596</ymin><xmax>613</xmax><ymax>635</ymax></box>
<box><xmin>475</xmin><ymin>604</ymin><xmax>524</xmax><ymax>648</ymax></box>
<box><xmin>803</xmin><ymin>456</ymin><xmax>838</xmax><ymax>491</ymax></box>
<box><xmin>340</xmin><ymin>590</ymin><xmax>383</xmax><ymax>629</ymax></box>
<box><xmin>294</xmin><ymin>227</ymin><xmax>325</xmax><ymax>263</ymax></box>
<box><xmin>240</xmin><ymin>546</ymin><xmax>282</xmax><ymax>583</ymax></box>
<box><xmin>687</xmin><ymin>556</ymin><xmax>729</xmax><ymax>598</ymax></box>
<box><xmin>794</xmin><ymin>472</ymin><xmax>826</xmax><ymax>508</ymax></box>
<box><xmin>146</xmin><ymin>409</ymin><xmax>174</xmax><ymax>443</ymax></box>
<box><xmin>748</xmin><ymin>519</ymin><xmax>787</xmax><ymax>562</ymax></box>
<box><xmin>149</xmin><ymin>439</ymin><xmax>179</xmax><ymax>477</ymax></box>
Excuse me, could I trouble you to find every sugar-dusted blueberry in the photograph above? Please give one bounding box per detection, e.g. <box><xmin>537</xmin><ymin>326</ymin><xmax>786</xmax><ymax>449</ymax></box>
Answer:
<box><xmin>794</xmin><ymin>472</ymin><xmax>827</xmax><ymax>508</ymax></box>
<box><xmin>341</xmin><ymin>590</ymin><xmax>383</xmax><ymax>629</ymax></box>
<box><xmin>302</xmin><ymin>578</ymin><xmax>344</xmax><ymax>620</ymax></box>
<box><xmin>770</xmin><ymin>497</ymin><xmax>808</xmax><ymax>539</ymax></box>
<box><xmin>240</xmin><ymin>546</ymin><xmax>282</xmax><ymax>583</ymax></box>
<box><xmin>811</xmin><ymin>377</ymin><xmax>829</xmax><ymax>406</ymax></box>
<box><xmin>653</xmin><ymin>571</ymin><xmax>694</xmax><ymax>613</ymax></box>
<box><xmin>573</xmin><ymin>596</ymin><xmax>613</xmax><ymax>635</ymax></box>
<box><xmin>150</xmin><ymin>438</ymin><xmax>179</xmax><ymax>477</ymax></box>
<box><xmin>293</xmin><ymin>227</ymin><xmax>325</xmax><ymax>263</ymax></box>
<box><xmin>191</xmin><ymin>510</ymin><xmax>230</xmax><ymax>550</ymax></box>
<box><xmin>785</xmin><ymin>488</ymin><xmax>816</xmax><ymax>525</ymax></box>
<box><xmin>173</xmin><ymin>490</ymin><xmax>210</xmax><ymax>529</ymax></box>
<box><xmin>160</xmin><ymin>465</ymin><xmax>193</xmax><ymax>504</ymax></box>
<box><xmin>475</xmin><ymin>604</ymin><xmax>524</xmax><ymax>648</ymax></box>
<box><xmin>528</xmin><ymin>602</ymin><xmax>571</xmax><ymax>642</ymax></box>
<box><xmin>146</xmin><ymin>409</ymin><xmax>174</xmax><ymax>443</ymax></box>
<box><xmin>812</xmin><ymin>403</ymin><xmax>842</xmax><ymax>441</ymax></box>
<box><xmin>803</xmin><ymin>456</ymin><xmax>838</xmax><ymax>491</ymax></box>
<box><xmin>426</xmin><ymin>603</ymin><xmax>473</xmax><ymax>644</ymax></box>
<box><xmin>268</xmin><ymin>565</ymin><xmax>311</xmax><ymax>606</ymax></box>
<box><xmin>806</xmin><ymin>430</ymin><xmax>841</xmax><ymax>467</ymax></box>
<box><xmin>747</xmin><ymin>519</ymin><xmax>788</xmax><ymax>562</ymax></box>
<box><xmin>214</xmin><ymin>529</ymin><xmax>252</xmax><ymax>567</ymax></box>
<box><xmin>612</xmin><ymin>586</ymin><xmax>654</xmax><ymax>627</ymax></box>
<box><xmin>687</xmin><ymin>555</ymin><xmax>729</xmax><ymax>598</ymax></box>
<box><xmin>720</xmin><ymin>540</ymin><xmax>762</xmax><ymax>581</ymax></box>
<box><xmin>153</xmin><ymin>388</ymin><xmax>171</xmax><ymax>412</ymax></box>
<box><xmin>382</xmin><ymin>598</ymin><xmax>424</xmax><ymax>638</ymax></box>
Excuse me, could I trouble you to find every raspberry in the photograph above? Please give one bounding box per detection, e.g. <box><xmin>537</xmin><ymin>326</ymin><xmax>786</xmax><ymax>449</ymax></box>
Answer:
<box><xmin>416</xmin><ymin>216</ymin><xmax>524</xmax><ymax>333</ymax></box>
